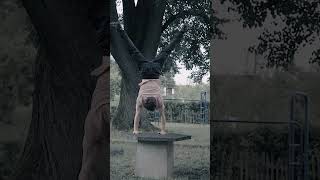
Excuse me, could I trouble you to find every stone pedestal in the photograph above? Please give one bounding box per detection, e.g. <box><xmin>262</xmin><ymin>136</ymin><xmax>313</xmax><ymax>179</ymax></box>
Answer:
<box><xmin>135</xmin><ymin>132</ymin><xmax>191</xmax><ymax>179</ymax></box>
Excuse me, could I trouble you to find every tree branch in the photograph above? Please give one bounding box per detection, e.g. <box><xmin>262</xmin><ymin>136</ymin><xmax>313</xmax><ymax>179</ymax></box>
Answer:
<box><xmin>123</xmin><ymin>0</ymin><xmax>136</xmax><ymax>36</ymax></box>
<box><xmin>88</xmin><ymin>1</ymin><xmax>109</xmax><ymax>55</ymax></box>
<box><xmin>116</xmin><ymin>25</ymin><xmax>148</xmax><ymax>64</ymax></box>
<box><xmin>154</xmin><ymin>28</ymin><xmax>186</xmax><ymax>67</ymax></box>
<box><xmin>162</xmin><ymin>10</ymin><xmax>210</xmax><ymax>33</ymax></box>
<box><xmin>110</xmin><ymin>0</ymin><xmax>139</xmax><ymax>78</ymax></box>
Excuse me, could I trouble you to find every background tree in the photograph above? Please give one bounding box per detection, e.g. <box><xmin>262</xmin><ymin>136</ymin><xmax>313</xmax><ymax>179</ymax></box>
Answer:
<box><xmin>7</xmin><ymin>1</ymin><xmax>109</xmax><ymax>180</ymax></box>
<box><xmin>0</xmin><ymin>0</ymin><xmax>35</xmax><ymax>124</ymax></box>
<box><xmin>160</xmin><ymin>71</ymin><xmax>175</xmax><ymax>89</ymax></box>
<box><xmin>111</xmin><ymin>0</ymin><xmax>224</xmax><ymax>129</ymax></box>
<box><xmin>219</xmin><ymin>0</ymin><xmax>320</xmax><ymax>70</ymax></box>
<box><xmin>110</xmin><ymin>58</ymin><xmax>121</xmax><ymax>104</ymax></box>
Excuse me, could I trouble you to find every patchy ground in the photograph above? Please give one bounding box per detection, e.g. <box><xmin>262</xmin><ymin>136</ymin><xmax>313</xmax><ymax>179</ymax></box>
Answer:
<box><xmin>110</xmin><ymin>123</ymin><xmax>210</xmax><ymax>180</ymax></box>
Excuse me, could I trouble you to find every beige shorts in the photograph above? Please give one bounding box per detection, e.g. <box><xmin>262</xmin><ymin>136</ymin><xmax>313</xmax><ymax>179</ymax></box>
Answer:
<box><xmin>136</xmin><ymin>94</ymin><xmax>164</xmax><ymax>110</ymax></box>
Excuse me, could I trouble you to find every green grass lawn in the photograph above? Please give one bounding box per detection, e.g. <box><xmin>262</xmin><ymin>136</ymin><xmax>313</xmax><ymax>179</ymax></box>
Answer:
<box><xmin>110</xmin><ymin>123</ymin><xmax>210</xmax><ymax>180</ymax></box>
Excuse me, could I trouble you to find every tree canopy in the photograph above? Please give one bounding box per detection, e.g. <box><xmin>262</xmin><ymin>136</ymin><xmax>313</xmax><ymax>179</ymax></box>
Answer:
<box><xmin>159</xmin><ymin>0</ymin><xmax>223</xmax><ymax>82</ymax></box>
<box><xmin>110</xmin><ymin>0</ymin><xmax>222</xmax><ymax>128</ymax></box>
<box><xmin>115</xmin><ymin>0</ymin><xmax>226</xmax><ymax>83</ymax></box>
<box><xmin>219</xmin><ymin>0</ymin><xmax>320</xmax><ymax>70</ymax></box>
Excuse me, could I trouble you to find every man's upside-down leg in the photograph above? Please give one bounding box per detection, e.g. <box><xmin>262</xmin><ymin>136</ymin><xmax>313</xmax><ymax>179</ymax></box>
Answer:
<box><xmin>78</xmin><ymin>57</ymin><xmax>109</xmax><ymax>180</ymax></box>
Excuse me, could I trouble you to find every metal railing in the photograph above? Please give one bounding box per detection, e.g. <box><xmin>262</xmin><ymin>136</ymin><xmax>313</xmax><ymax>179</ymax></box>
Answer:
<box><xmin>148</xmin><ymin>98</ymin><xmax>209</xmax><ymax>124</ymax></box>
<box><xmin>211</xmin><ymin>92</ymin><xmax>310</xmax><ymax>180</ymax></box>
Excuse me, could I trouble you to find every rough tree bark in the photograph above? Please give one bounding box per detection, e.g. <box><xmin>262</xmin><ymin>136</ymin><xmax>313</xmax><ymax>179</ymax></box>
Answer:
<box><xmin>111</xmin><ymin>0</ymin><xmax>166</xmax><ymax>130</ymax></box>
<box><xmin>12</xmin><ymin>0</ymin><xmax>108</xmax><ymax>180</ymax></box>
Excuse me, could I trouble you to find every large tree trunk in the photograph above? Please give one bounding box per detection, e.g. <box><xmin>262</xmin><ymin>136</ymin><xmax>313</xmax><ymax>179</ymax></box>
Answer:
<box><xmin>111</xmin><ymin>0</ymin><xmax>166</xmax><ymax>130</ymax></box>
<box><xmin>112</xmin><ymin>74</ymin><xmax>140</xmax><ymax>130</ymax></box>
<box><xmin>123</xmin><ymin>0</ymin><xmax>166</xmax><ymax>58</ymax></box>
<box><xmin>13</xmin><ymin>0</ymin><xmax>104</xmax><ymax>179</ymax></box>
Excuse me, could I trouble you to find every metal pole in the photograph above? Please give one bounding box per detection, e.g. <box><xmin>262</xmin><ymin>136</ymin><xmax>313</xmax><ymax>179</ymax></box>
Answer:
<box><xmin>303</xmin><ymin>95</ymin><xmax>309</xmax><ymax>180</ymax></box>
<box><xmin>288</xmin><ymin>95</ymin><xmax>294</xmax><ymax>180</ymax></box>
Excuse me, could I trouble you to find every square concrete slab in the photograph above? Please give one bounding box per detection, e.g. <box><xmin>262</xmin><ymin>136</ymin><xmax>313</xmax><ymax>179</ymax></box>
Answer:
<box><xmin>135</xmin><ymin>132</ymin><xmax>191</xmax><ymax>178</ymax></box>
<box><xmin>135</xmin><ymin>132</ymin><xmax>191</xmax><ymax>142</ymax></box>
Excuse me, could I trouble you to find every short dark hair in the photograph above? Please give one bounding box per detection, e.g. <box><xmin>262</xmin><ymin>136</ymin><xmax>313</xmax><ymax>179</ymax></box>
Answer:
<box><xmin>143</xmin><ymin>97</ymin><xmax>157</xmax><ymax>111</ymax></box>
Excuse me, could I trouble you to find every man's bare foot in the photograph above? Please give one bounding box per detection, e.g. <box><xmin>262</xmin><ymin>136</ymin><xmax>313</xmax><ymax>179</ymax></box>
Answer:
<box><xmin>159</xmin><ymin>130</ymin><xmax>167</xmax><ymax>135</ymax></box>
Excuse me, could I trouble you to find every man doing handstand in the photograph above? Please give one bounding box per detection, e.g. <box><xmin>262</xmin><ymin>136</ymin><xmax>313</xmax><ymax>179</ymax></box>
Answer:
<box><xmin>115</xmin><ymin>24</ymin><xmax>185</xmax><ymax>135</ymax></box>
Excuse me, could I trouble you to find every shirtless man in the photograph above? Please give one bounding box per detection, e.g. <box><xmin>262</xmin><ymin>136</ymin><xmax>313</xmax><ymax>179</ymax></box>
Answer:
<box><xmin>113</xmin><ymin>24</ymin><xmax>186</xmax><ymax>135</ymax></box>
<box><xmin>134</xmin><ymin>78</ymin><xmax>165</xmax><ymax>134</ymax></box>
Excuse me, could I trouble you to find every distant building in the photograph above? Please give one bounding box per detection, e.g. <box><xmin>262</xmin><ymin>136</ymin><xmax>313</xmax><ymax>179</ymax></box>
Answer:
<box><xmin>161</xmin><ymin>71</ymin><xmax>175</xmax><ymax>98</ymax></box>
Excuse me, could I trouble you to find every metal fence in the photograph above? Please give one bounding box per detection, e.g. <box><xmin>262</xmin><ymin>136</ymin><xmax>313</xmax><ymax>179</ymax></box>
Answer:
<box><xmin>147</xmin><ymin>98</ymin><xmax>209</xmax><ymax>124</ymax></box>
<box><xmin>213</xmin><ymin>149</ymin><xmax>320</xmax><ymax>180</ymax></box>
<box><xmin>212</xmin><ymin>92</ymin><xmax>311</xmax><ymax>180</ymax></box>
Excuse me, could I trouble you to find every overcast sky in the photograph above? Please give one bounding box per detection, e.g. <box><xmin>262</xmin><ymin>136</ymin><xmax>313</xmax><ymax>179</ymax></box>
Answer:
<box><xmin>174</xmin><ymin>64</ymin><xmax>210</xmax><ymax>85</ymax></box>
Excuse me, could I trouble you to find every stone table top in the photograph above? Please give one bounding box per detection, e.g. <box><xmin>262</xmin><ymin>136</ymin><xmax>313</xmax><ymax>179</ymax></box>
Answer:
<box><xmin>135</xmin><ymin>132</ymin><xmax>191</xmax><ymax>142</ymax></box>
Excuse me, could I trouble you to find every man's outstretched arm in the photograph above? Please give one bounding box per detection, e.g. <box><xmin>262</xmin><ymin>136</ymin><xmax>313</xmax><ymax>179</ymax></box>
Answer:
<box><xmin>111</xmin><ymin>23</ymin><xmax>147</xmax><ymax>64</ymax></box>
<box><xmin>154</xmin><ymin>27</ymin><xmax>186</xmax><ymax>67</ymax></box>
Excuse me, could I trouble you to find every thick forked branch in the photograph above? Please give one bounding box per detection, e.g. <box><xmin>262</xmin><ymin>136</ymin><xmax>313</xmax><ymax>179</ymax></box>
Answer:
<box><xmin>115</xmin><ymin>25</ymin><xmax>148</xmax><ymax>64</ymax></box>
<box><xmin>88</xmin><ymin>1</ymin><xmax>109</xmax><ymax>55</ymax></box>
<box><xmin>110</xmin><ymin>0</ymin><xmax>139</xmax><ymax>77</ymax></box>
<box><xmin>119</xmin><ymin>0</ymin><xmax>168</xmax><ymax>59</ymax></box>
<box><xmin>154</xmin><ymin>28</ymin><xmax>186</xmax><ymax>67</ymax></box>
<box><xmin>122</xmin><ymin>0</ymin><xmax>136</xmax><ymax>37</ymax></box>
<box><xmin>162</xmin><ymin>10</ymin><xmax>210</xmax><ymax>33</ymax></box>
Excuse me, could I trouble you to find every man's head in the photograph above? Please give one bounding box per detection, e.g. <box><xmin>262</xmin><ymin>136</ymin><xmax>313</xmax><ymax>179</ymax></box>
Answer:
<box><xmin>143</xmin><ymin>97</ymin><xmax>157</xmax><ymax>111</ymax></box>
